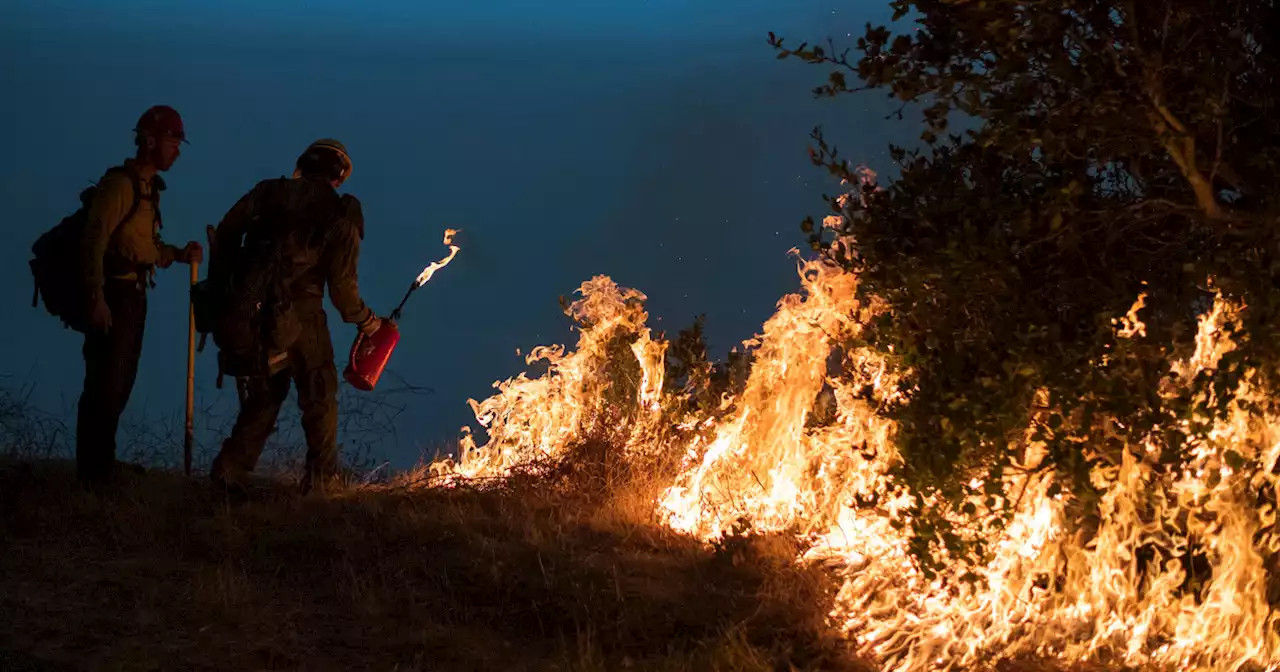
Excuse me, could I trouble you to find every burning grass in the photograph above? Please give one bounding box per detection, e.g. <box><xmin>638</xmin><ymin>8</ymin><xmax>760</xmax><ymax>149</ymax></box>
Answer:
<box><xmin>424</xmin><ymin>264</ymin><xmax>1280</xmax><ymax>671</ymax></box>
<box><xmin>0</xmin><ymin>455</ymin><xmax>865</xmax><ymax>671</ymax></box>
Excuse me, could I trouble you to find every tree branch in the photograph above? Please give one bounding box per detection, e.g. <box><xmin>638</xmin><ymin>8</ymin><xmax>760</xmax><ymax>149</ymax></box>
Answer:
<box><xmin>1135</xmin><ymin>49</ymin><xmax>1228</xmax><ymax>222</ymax></box>
<box><xmin>1145</xmin><ymin>108</ymin><xmax>1226</xmax><ymax>221</ymax></box>
<box><xmin>1113</xmin><ymin>1</ymin><xmax>1228</xmax><ymax>221</ymax></box>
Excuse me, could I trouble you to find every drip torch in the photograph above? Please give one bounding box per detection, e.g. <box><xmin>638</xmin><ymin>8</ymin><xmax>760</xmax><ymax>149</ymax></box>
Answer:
<box><xmin>343</xmin><ymin>229</ymin><xmax>460</xmax><ymax>391</ymax></box>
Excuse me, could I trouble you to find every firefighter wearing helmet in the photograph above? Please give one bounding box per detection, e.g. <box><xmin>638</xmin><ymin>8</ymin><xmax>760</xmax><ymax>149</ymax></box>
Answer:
<box><xmin>74</xmin><ymin>105</ymin><xmax>203</xmax><ymax>491</ymax></box>
<box><xmin>206</xmin><ymin>138</ymin><xmax>384</xmax><ymax>498</ymax></box>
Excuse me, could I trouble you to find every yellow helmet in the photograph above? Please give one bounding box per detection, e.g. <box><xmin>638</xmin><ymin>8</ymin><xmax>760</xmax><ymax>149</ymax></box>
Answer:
<box><xmin>294</xmin><ymin>138</ymin><xmax>353</xmax><ymax>185</ymax></box>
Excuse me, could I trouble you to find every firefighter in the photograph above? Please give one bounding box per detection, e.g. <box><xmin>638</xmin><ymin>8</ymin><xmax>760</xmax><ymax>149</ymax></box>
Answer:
<box><xmin>77</xmin><ymin>105</ymin><xmax>203</xmax><ymax>491</ymax></box>
<box><xmin>207</xmin><ymin>139</ymin><xmax>384</xmax><ymax>497</ymax></box>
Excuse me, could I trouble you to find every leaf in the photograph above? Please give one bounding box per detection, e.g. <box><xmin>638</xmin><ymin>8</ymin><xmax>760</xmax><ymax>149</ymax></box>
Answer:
<box><xmin>767</xmin><ymin>0</ymin><xmax>1280</xmax><ymax>576</ymax></box>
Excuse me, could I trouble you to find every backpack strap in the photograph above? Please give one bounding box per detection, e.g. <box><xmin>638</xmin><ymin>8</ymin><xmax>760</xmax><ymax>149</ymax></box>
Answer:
<box><xmin>110</xmin><ymin>165</ymin><xmax>146</xmax><ymax>231</ymax></box>
<box><xmin>115</xmin><ymin>165</ymin><xmax>161</xmax><ymax>287</ymax></box>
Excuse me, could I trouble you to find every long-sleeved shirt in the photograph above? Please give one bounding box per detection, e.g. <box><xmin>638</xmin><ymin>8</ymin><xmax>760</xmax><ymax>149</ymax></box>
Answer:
<box><xmin>211</xmin><ymin>176</ymin><xmax>373</xmax><ymax>328</ymax></box>
<box><xmin>81</xmin><ymin>159</ymin><xmax>178</xmax><ymax>297</ymax></box>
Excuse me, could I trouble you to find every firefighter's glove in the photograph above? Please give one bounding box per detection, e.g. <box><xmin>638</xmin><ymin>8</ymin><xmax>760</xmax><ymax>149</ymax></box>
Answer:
<box><xmin>358</xmin><ymin>314</ymin><xmax>384</xmax><ymax>337</ymax></box>
<box><xmin>180</xmin><ymin>241</ymin><xmax>204</xmax><ymax>265</ymax></box>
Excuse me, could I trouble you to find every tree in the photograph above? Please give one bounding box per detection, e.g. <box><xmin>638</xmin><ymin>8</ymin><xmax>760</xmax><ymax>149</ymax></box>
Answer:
<box><xmin>773</xmin><ymin>0</ymin><xmax>1280</xmax><ymax>570</ymax></box>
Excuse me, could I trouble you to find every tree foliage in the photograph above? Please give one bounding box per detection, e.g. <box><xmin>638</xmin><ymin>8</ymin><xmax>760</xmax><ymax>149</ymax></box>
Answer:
<box><xmin>663</xmin><ymin>315</ymin><xmax>753</xmax><ymax>418</ymax></box>
<box><xmin>774</xmin><ymin>0</ymin><xmax>1280</xmax><ymax>570</ymax></box>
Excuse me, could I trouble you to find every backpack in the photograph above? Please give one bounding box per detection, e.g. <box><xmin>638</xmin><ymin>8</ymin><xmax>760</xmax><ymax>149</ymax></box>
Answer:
<box><xmin>207</xmin><ymin>178</ymin><xmax>344</xmax><ymax>378</ymax></box>
<box><xmin>30</xmin><ymin>166</ymin><xmax>146</xmax><ymax>333</ymax></box>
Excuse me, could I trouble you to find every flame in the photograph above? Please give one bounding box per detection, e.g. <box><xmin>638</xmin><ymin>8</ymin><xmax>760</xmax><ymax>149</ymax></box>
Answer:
<box><xmin>431</xmin><ymin>276</ymin><xmax>666</xmax><ymax>480</ymax></box>
<box><xmin>424</xmin><ymin>239</ymin><xmax>1280</xmax><ymax>670</ymax></box>
<box><xmin>414</xmin><ymin>229</ymin><xmax>461</xmax><ymax>289</ymax></box>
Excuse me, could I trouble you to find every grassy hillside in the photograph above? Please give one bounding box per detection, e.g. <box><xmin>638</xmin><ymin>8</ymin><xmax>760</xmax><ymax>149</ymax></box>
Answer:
<box><xmin>0</xmin><ymin>458</ymin><xmax>868</xmax><ymax>672</ymax></box>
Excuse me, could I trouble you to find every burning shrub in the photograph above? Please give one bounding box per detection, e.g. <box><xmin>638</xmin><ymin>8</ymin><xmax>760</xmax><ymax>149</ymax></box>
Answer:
<box><xmin>756</xmin><ymin>0</ymin><xmax>1280</xmax><ymax>668</ymax></box>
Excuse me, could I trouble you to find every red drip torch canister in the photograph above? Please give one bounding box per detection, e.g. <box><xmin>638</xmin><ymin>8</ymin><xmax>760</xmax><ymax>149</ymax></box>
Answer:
<box><xmin>343</xmin><ymin>321</ymin><xmax>401</xmax><ymax>391</ymax></box>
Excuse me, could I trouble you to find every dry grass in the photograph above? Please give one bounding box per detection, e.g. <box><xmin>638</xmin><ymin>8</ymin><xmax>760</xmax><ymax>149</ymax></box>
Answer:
<box><xmin>0</xmin><ymin>455</ymin><xmax>870</xmax><ymax>672</ymax></box>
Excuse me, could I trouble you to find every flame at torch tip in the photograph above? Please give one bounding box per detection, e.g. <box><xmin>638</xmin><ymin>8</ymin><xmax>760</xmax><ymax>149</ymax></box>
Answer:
<box><xmin>414</xmin><ymin>229</ymin><xmax>462</xmax><ymax>289</ymax></box>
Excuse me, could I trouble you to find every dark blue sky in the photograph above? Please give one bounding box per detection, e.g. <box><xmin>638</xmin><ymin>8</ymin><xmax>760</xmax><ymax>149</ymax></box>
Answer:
<box><xmin>0</xmin><ymin>1</ymin><xmax>913</xmax><ymax>466</ymax></box>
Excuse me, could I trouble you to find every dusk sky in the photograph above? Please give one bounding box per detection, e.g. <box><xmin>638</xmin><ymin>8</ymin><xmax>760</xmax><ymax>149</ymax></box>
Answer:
<box><xmin>0</xmin><ymin>1</ymin><xmax>915</xmax><ymax>467</ymax></box>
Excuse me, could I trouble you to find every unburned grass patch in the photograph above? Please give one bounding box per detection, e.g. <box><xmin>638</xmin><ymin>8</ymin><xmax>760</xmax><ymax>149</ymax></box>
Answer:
<box><xmin>0</xmin><ymin>458</ymin><xmax>866</xmax><ymax>671</ymax></box>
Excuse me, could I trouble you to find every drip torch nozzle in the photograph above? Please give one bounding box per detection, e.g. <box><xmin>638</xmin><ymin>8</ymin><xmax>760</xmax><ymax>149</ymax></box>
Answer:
<box><xmin>389</xmin><ymin>281</ymin><xmax>419</xmax><ymax>322</ymax></box>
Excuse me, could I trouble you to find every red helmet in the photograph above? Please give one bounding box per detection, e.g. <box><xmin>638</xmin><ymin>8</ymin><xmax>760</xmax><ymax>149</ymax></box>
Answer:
<box><xmin>134</xmin><ymin>105</ymin><xmax>188</xmax><ymax>143</ymax></box>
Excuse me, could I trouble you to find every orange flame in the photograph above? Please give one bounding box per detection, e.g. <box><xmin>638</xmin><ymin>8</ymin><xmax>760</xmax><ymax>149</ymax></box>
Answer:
<box><xmin>420</xmin><ymin>225</ymin><xmax>1280</xmax><ymax>669</ymax></box>
<box><xmin>414</xmin><ymin>228</ymin><xmax>460</xmax><ymax>289</ymax></box>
